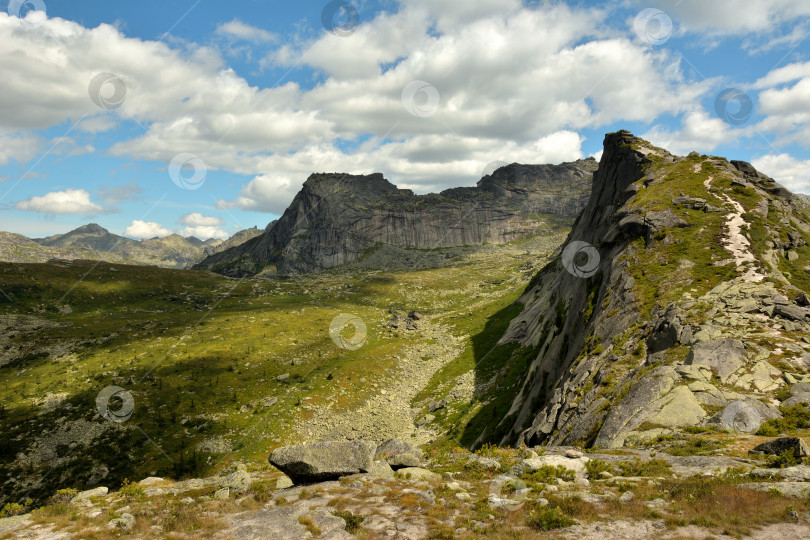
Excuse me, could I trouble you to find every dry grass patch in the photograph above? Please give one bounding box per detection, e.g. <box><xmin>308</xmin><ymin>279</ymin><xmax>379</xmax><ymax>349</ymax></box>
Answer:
<box><xmin>659</xmin><ymin>476</ymin><xmax>809</xmax><ymax>536</ymax></box>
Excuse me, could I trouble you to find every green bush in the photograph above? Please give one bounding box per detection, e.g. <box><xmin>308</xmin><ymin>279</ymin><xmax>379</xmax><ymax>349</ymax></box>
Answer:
<box><xmin>332</xmin><ymin>510</ymin><xmax>364</xmax><ymax>533</ymax></box>
<box><xmin>0</xmin><ymin>499</ymin><xmax>32</xmax><ymax>518</ymax></box>
<box><xmin>755</xmin><ymin>403</ymin><xmax>810</xmax><ymax>436</ymax></box>
<box><xmin>584</xmin><ymin>458</ymin><xmax>613</xmax><ymax>478</ymax></box>
<box><xmin>50</xmin><ymin>488</ymin><xmax>78</xmax><ymax>504</ymax></box>
<box><xmin>119</xmin><ymin>478</ymin><xmax>145</xmax><ymax>501</ymax></box>
<box><xmin>522</xmin><ymin>464</ymin><xmax>576</xmax><ymax>484</ymax></box>
<box><xmin>526</xmin><ymin>506</ymin><xmax>574</xmax><ymax>531</ymax></box>
<box><xmin>767</xmin><ymin>449</ymin><xmax>801</xmax><ymax>469</ymax></box>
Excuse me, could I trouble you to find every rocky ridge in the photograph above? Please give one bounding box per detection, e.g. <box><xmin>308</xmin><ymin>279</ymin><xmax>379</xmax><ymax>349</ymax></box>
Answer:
<box><xmin>194</xmin><ymin>160</ymin><xmax>597</xmax><ymax>275</ymax></box>
<box><xmin>486</xmin><ymin>131</ymin><xmax>810</xmax><ymax>449</ymax></box>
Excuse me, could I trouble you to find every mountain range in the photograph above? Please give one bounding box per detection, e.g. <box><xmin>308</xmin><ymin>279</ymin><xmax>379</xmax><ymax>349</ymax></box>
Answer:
<box><xmin>0</xmin><ymin>224</ymin><xmax>263</xmax><ymax>269</ymax></box>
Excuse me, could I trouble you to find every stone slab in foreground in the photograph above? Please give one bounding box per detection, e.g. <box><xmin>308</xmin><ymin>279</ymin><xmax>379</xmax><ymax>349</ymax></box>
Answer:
<box><xmin>269</xmin><ymin>440</ymin><xmax>376</xmax><ymax>484</ymax></box>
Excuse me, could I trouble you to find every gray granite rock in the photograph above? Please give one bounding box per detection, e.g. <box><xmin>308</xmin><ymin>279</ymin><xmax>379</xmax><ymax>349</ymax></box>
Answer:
<box><xmin>269</xmin><ymin>440</ymin><xmax>376</xmax><ymax>484</ymax></box>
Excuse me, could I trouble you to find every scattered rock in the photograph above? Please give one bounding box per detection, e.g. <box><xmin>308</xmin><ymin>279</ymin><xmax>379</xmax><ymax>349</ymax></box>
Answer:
<box><xmin>375</xmin><ymin>439</ymin><xmax>423</xmax><ymax>469</ymax></box>
<box><xmin>397</xmin><ymin>467</ymin><xmax>441</xmax><ymax>482</ymax></box>
<box><xmin>70</xmin><ymin>487</ymin><xmax>108</xmax><ymax>505</ymax></box>
<box><xmin>213</xmin><ymin>487</ymin><xmax>230</xmax><ymax>500</ymax></box>
<box><xmin>108</xmin><ymin>512</ymin><xmax>135</xmax><ymax>531</ymax></box>
<box><xmin>366</xmin><ymin>460</ymin><xmax>395</xmax><ymax>480</ymax></box>
<box><xmin>645</xmin><ymin>498</ymin><xmax>667</xmax><ymax>509</ymax></box>
<box><xmin>467</xmin><ymin>454</ymin><xmax>501</xmax><ymax>471</ymax></box>
<box><xmin>428</xmin><ymin>399</ymin><xmax>447</xmax><ymax>412</ymax></box>
<box><xmin>220</xmin><ymin>470</ymin><xmax>251</xmax><ymax>495</ymax></box>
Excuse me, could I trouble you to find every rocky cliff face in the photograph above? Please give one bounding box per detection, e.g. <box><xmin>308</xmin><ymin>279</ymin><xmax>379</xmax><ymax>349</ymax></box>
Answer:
<box><xmin>486</xmin><ymin>131</ymin><xmax>810</xmax><ymax>449</ymax></box>
<box><xmin>195</xmin><ymin>161</ymin><xmax>597</xmax><ymax>275</ymax></box>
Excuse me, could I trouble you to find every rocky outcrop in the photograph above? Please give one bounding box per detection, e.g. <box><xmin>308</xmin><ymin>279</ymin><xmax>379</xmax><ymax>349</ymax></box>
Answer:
<box><xmin>485</xmin><ymin>130</ymin><xmax>810</xmax><ymax>449</ymax></box>
<box><xmin>195</xmin><ymin>161</ymin><xmax>597</xmax><ymax>275</ymax></box>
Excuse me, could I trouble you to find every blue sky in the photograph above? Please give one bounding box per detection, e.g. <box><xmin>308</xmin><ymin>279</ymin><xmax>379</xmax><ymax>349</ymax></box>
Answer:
<box><xmin>1</xmin><ymin>0</ymin><xmax>809</xmax><ymax>239</ymax></box>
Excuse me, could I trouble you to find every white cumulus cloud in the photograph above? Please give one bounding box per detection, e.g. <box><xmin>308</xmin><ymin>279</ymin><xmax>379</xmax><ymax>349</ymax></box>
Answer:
<box><xmin>180</xmin><ymin>212</ymin><xmax>224</xmax><ymax>227</ymax></box>
<box><xmin>124</xmin><ymin>220</ymin><xmax>172</xmax><ymax>239</ymax></box>
<box><xmin>181</xmin><ymin>225</ymin><xmax>229</xmax><ymax>240</ymax></box>
<box><xmin>16</xmin><ymin>189</ymin><xmax>103</xmax><ymax>214</ymax></box>
<box><xmin>751</xmin><ymin>153</ymin><xmax>810</xmax><ymax>194</ymax></box>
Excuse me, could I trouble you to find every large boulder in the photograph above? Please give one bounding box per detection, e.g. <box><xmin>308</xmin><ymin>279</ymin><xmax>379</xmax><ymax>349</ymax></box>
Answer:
<box><xmin>269</xmin><ymin>440</ymin><xmax>376</xmax><ymax>484</ymax></box>
<box><xmin>685</xmin><ymin>339</ymin><xmax>746</xmax><ymax>382</ymax></box>
<box><xmin>750</xmin><ymin>437</ymin><xmax>810</xmax><ymax>459</ymax></box>
<box><xmin>375</xmin><ymin>439</ymin><xmax>423</xmax><ymax>469</ymax></box>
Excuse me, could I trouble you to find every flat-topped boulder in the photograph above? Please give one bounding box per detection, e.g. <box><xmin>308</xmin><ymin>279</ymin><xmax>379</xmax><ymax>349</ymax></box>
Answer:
<box><xmin>269</xmin><ymin>440</ymin><xmax>376</xmax><ymax>484</ymax></box>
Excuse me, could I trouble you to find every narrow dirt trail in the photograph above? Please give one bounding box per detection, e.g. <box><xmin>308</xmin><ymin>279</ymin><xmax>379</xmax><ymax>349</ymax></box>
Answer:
<box><xmin>704</xmin><ymin>174</ymin><xmax>765</xmax><ymax>283</ymax></box>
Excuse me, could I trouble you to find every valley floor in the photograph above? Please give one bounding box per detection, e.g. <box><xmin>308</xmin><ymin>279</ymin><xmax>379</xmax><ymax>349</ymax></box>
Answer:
<box><xmin>0</xmin><ymin>231</ymin><xmax>566</xmax><ymax>511</ymax></box>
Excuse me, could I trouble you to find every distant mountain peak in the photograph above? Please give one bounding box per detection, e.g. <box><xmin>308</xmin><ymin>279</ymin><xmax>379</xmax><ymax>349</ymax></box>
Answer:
<box><xmin>74</xmin><ymin>223</ymin><xmax>108</xmax><ymax>234</ymax></box>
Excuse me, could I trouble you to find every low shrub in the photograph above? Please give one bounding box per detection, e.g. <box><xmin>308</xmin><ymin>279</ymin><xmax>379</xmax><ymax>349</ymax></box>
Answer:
<box><xmin>526</xmin><ymin>506</ymin><xmax>574</xmax><ymax>531</ymax></box>
<box><xmin>615</xmin><ymin>458</ymin><xmax>672</xmax><ymax>477</ymax></box>
<box><xmin>756</xmin><ymin>403</ymin><xmax>810</xmax><ymax>436</ymax></box>
<box><xmin>584</xmin><ymin>458</ymin><xmax>613</xmax><ymax>478</ymax></box>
